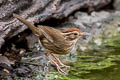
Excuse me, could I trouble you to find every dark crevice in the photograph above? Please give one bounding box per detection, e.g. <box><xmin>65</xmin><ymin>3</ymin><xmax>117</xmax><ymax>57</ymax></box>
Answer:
<box><xmin>70</xmin><ymin>0</ymin><xmax>114</xmax><ymax>16</ymax></box>
<box><xmin>0</xmin><ymin>29</ymin><xmax>31</xmax><ymax>53</ymax></box>
<box><xmin>34</xmin><ymin>17</ymin><xmax>67</xmax><ymax>27</ymax></box>
<box><xmin>94</xmin><ymin>0</ymin><xmax>114</xmax><ymax>11</ymax></box>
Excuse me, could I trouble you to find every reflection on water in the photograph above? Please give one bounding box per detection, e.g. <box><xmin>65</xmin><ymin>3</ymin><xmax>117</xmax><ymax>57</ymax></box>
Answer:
<box><xmin>79</xmin><ymin>50</ymin><xmax>120</xmax><ymax>80</ymax></box>
<box><xmin>86</xmin><ymin>62</ymin><xmax>120</xmax><ymax>80</ymax></box>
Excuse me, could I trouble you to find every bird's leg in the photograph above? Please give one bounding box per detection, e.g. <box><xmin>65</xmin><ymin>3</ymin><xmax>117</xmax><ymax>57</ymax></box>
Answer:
<box><xmin>50</xmin><ymin>53</ymin><xmax>70</xmax><ymax>69</ymax></box>
<box><xmin>45</xmin><ymin>53</ymin><xmax>67</xmax><ymax>75</ymax></box>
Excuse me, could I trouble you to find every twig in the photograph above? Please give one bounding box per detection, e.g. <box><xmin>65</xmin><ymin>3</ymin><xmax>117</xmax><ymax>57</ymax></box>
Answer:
<box><xmin>16</xmin><ymin>61</ymin><xmax>43</xmax><ymax>66</ymax></box>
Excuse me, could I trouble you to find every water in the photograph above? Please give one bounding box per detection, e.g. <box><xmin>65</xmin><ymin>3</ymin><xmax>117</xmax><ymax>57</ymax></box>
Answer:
<box><xmin>55</xmin><ymin>47</ymin><xmax>120</xmax><ymax>80</ymax></box>
<box><xmin>86</xmin><ymin>63</ymin><xmax>120</xmax><ymax>80</ymax></box>
<box><xmin>78</xmin><ymin>50</ymin><xmax>120</xmax><ymax>80</ymax></box>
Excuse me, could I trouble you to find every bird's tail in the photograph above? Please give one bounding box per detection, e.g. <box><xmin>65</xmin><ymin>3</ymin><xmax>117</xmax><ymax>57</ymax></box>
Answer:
<box><xmin>13</xmin><ymin>14</ymin><xmax>41</xmax><ymax>36</ymax></box>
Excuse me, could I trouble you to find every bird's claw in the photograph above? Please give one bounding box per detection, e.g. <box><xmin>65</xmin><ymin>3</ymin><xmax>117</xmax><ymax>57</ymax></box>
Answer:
<box><xmin>50</xmin><ymin>60</ymin><xmax>68</xmax><ymax>75</ymax></box>
<box><xmin>60</xmin><ymin>65</ymin><xmax>70</xmax><ymax>69</ymax></box>
<box><xmin>57</xmin><ymin>66</ymin><xmax>68</xmax><ymax>75</ymax></box>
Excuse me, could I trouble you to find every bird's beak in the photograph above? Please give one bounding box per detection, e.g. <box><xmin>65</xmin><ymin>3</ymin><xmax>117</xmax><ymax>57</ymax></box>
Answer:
<box><xmin>80</xmin><ymin>32</ymin><xmax>91</xmax><ymax>36</ymax></box>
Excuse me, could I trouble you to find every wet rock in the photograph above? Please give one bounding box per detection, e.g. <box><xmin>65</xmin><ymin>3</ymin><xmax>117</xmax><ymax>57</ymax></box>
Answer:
<box><xmin>15</xmin><ymin>66</ymin><xmax>32</xmax><ymax>77</ymax></box>
<box><xmin>0</xmin><ymin>56</ymin><xmax>13</xmax><ymax>79</ymax></box>
<box><xmin>114</xmin><ymin>0</ymin><xmax>120</xmax><ymax>10</ymax></box>
<box><xmin>0</xmin><ymin>55</ymin><xmax>11</xmax><ymax>67</ymax></box>
<box><xmin>69</xmin><ymin>11</ymin><xmax>120</xmax><ymax>51</ymax></box>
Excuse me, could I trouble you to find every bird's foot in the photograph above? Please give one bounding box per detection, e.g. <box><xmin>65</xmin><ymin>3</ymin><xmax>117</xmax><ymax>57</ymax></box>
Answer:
<box><xmin>55</xmin><ymin>63</ymin><xmax>68</xmax><ymax>75</ymax></box>
<box><xmin>45</xmin><ymin>53</ymin><xmax>69</xmax><ymax>75</ymax></box>
<box><xmin>60</xmin><ymin>64</ymin><xmax>70</xmax><ymax>69</ymax></box>
<box><xmin>50</xmin><ymin>53</ymin><xmax>70</xmax><ymax>69</ymax></box>
<box><xmin>46</xmin><ymin>57</ymin><xmax>67</xmax><ymax>75</ymax></box>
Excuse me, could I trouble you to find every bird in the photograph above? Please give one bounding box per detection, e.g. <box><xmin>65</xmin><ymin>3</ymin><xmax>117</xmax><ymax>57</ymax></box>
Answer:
<box><xmin>13</xmin><ymin>14</ymin><xmax>84</xmax><ymax>75</ymax></box>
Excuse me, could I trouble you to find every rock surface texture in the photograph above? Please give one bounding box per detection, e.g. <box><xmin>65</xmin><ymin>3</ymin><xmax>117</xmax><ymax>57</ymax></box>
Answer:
<box><xmin>0</xmin><ymin>0</ymin><xmax>111</xmax><ymax>49</ymax></box>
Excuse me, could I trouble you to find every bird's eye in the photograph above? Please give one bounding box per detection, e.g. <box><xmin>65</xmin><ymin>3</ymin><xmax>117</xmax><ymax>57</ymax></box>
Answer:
<box><xmin>74</xmin><ymin>33</ymin><xmax>78</xmax><ymax>35</ymax></box>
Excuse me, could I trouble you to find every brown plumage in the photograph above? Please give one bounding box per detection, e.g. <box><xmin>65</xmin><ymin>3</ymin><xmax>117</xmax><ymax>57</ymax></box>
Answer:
<box><xmin>13</xmin><ymin>14</ymin><xmax>84</xmax><ymax>75</ymax></box>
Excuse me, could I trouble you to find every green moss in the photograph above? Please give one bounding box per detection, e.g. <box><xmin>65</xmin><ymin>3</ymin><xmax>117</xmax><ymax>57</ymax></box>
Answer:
<box><xmin>58</xmin><ymin>76</ymin><xmax>90</xmax><ymax>80</ymax></box>
<box><xmin>104</xmin><ymin>32</ymin><xmax>120</xmax><ymax>48</ymax></box>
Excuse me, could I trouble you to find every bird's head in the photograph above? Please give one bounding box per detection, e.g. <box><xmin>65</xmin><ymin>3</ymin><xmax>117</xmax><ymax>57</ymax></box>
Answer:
<box><xmin>61</xmin><ymin>28</ymin><xmax>84</xmax><ymax>41</ymax></box>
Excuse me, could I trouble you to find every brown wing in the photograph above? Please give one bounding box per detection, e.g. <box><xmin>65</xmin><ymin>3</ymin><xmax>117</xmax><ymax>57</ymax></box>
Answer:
<box><xmin>38</xmin><ymin>26</ymin><xmax>71</xmax><ymax>51</ymax></box>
